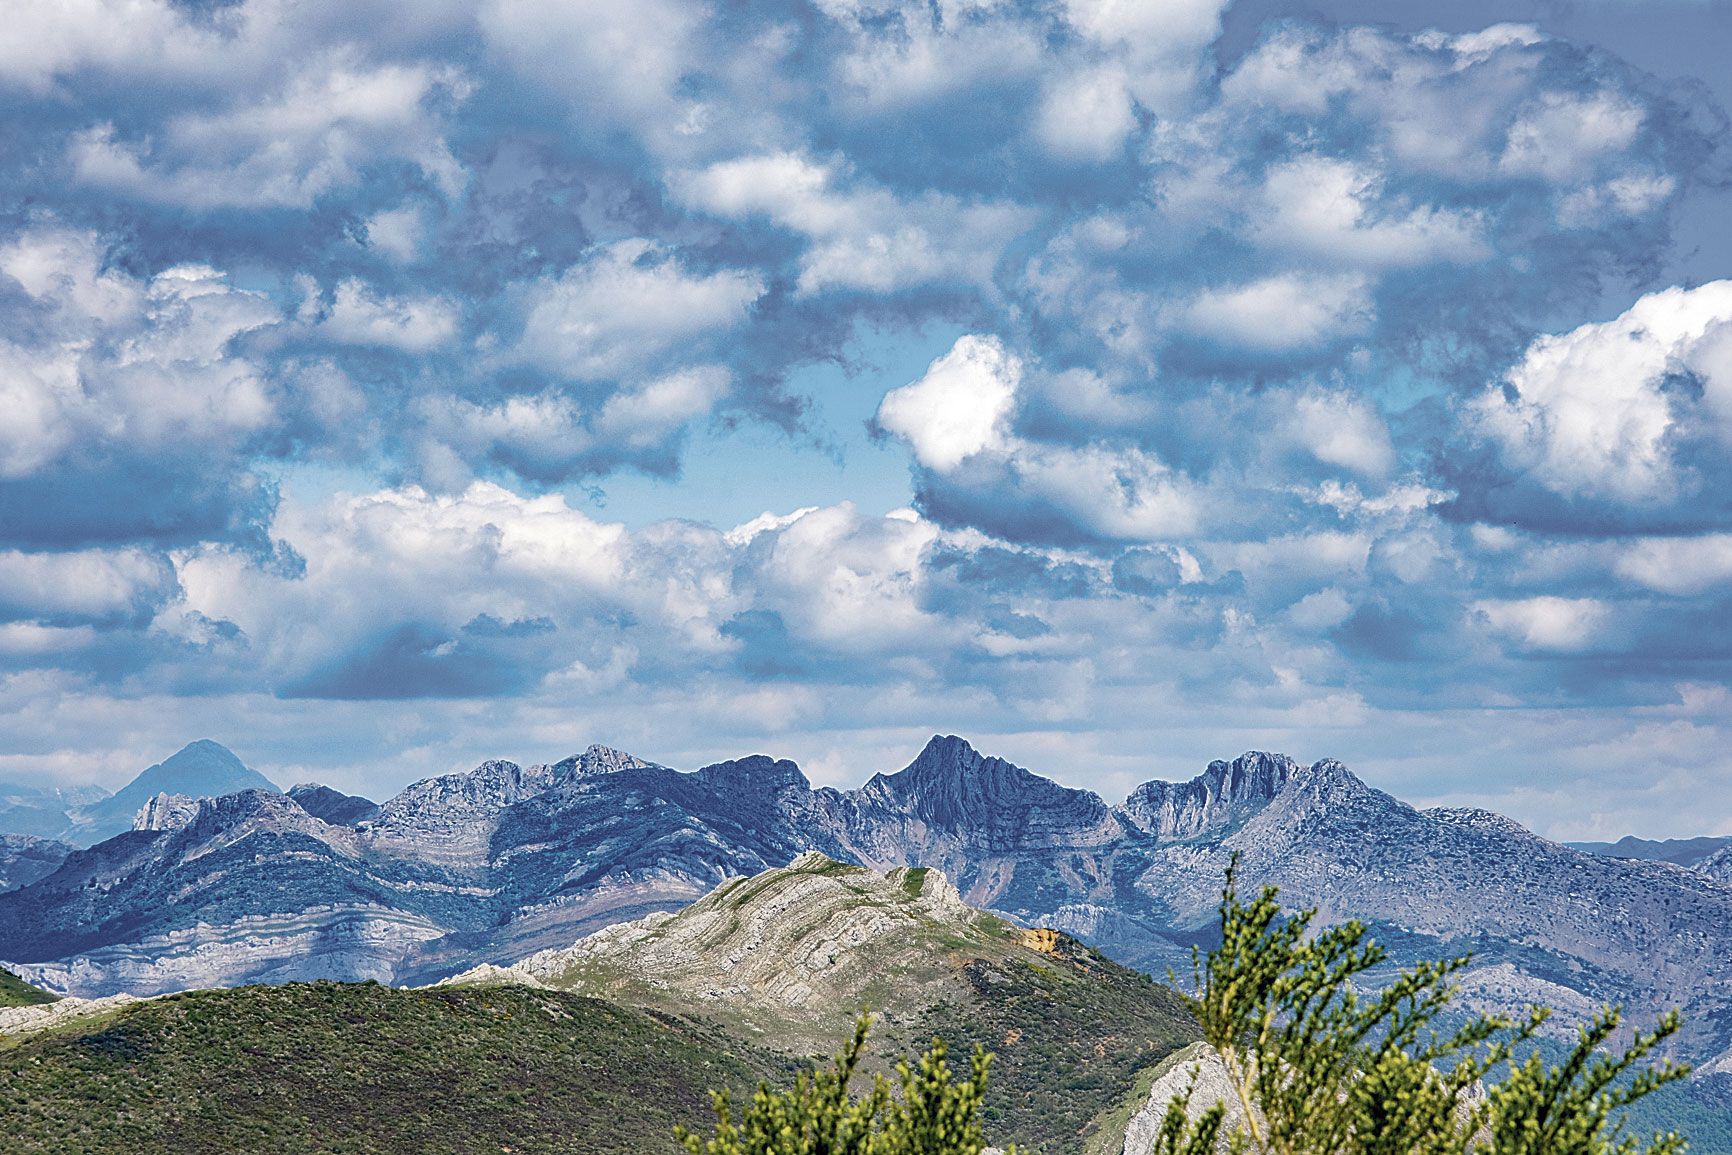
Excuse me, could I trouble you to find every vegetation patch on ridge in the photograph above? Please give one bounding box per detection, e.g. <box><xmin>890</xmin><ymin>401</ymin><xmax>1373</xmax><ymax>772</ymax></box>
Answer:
<box><xmin>0</xmin><ymin>981</ymin><xmax>794</xmax><ymax>1155</ymax></box>
<box><xmin>0</xmin><ymin>966</ymin><xmax>56</xmax><ymax>1007</ymax></box>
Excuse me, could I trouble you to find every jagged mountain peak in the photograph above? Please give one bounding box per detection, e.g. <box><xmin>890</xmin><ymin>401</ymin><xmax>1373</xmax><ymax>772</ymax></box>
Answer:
<box><xmin>1117</xmin><ymin>751</ymin><xmax>1376</xmax><ymax>841</ymax></box>
<box><xmin>843</xmin><ymin>736</ymin><xmax>1121</xmax><ymax>853</ymax></box>
<box><xmin>694</xmin><ymin>753</ymin><xmax>810</xmax><ymax>792</ymax></box>
<box><xmin>549</xmin><ymin>744</ymin><xmax>660</xmax><ymax>780</ymax></box>
<box><xmin>864</xmin><ymin>735</ymin><xmax>1076</xmax><ymax>803</ymax></box>
<box><xmin>383</xmin><ymin>758</ymin><xmax>543</xmax><ymax>811</ymax></box>
<box><xmin>1120</xmin><ymin>750</ymin><xmax>1298</xmax><ymax>840</ymax></box>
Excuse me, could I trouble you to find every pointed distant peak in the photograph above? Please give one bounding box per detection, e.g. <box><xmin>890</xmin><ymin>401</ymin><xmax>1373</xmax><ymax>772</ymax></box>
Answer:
<box><xmin>556</xmin><ymin>745</ymin><xmax>660</xmax><ymax>779</ymax></box>
<box><xmin>915</xmin><ymin>734</ymin><xmax>982</xmax><ymax>765</ymax></box>
<box><xmin>1293</xmin><ymin>757</ymin><xmax>1369</xmax><ymax>791</ymax></box>
<box><xmin>881</xmin><ymin>735</ymin><xmax>1004</xmax><ymax>788</ymax></box>
<box><xmin>159</xmin><ymin>739</ymin><xmax>253</xmax><ymax>775</ymax></box>
<box><xmin>91</xmin><ymin>741</ymin><xmax>279</xmax><ymax>827</ymax></box>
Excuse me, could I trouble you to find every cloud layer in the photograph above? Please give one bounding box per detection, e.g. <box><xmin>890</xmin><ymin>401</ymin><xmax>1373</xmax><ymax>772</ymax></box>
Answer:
<box><xmin>0</xmin><ymin>0</ymin><xmax>1729</xmax><ymax>838</ymax></box>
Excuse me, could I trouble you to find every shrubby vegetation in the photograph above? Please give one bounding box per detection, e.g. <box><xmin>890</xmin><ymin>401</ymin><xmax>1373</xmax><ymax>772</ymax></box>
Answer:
<box><xmin>915</xmin><ymin>937</ymin><xmax>1194</xmax><ymax>1153</ymax></box>
<box><xmin>1151</xmin><ymin>861</ymin><xmax>1689</xmax><ymax>1155</ymax></box>
<box><xmin>679</xmin><ymin>1016</ymin><xmax>993</xmax><ymax>1155</ymax></box>
<box><xmin>0</xmin><ymin>981</ymin><xmax>792</xmax><ymax>1154</ymax></box>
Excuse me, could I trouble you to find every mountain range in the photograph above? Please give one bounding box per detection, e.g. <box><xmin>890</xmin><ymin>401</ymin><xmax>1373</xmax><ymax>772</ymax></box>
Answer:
<box><xmin>5</xmin><ymin>734</ymin><xmax>1732</xmax><ymax>1092</ymax></box>
<box><xmin>1568</xmin><ymin>834</ymin><xmax>1732</xmax><ymax>870</ymax></box>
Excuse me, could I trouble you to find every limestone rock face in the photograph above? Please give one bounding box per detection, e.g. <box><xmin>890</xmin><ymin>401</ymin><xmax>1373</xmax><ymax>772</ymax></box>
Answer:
<box><xmin>1699</xmin><ymin>845</ymin><xmax>1732</xmax><ymax>887</ymax></box>
<box><xmin>1121</xmin><ymin>752</ymin><xmax>1295</xmax><ymax>841</ymax></box>
<box><xmin>134</xmin><ymin>793</ymin><xmax>198</xmax><ymax>833</ymax></box>
<box><xmin>1122</xmin><ymin>1044</ymin><xmax>1248</xmax><ymax>1155</ymax></box>
<box><xmin>463</xmin><ymin>853</ymin><xmax>980</xmax><ymax>1024</ymax></box>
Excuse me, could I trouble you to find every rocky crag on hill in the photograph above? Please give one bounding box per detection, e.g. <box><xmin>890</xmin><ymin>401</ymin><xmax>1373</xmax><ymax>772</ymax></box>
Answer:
<box><xmin>6</xmin><ymin>734</ymin><xmax>1732</xmax><ymax>1090</ymax></box>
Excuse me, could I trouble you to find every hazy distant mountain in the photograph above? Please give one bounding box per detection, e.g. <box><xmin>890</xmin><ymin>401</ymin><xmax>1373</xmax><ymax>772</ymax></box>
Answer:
<box><xmin>0</xmin><ymin>781</ymin><xmax>109</xmax><ymax>840</ymax></box>
<box><xmin>7</xmin><ymin>734</ymin><xmax>1732</xmax><ymax>1087</ymax></box>
<box><xmin>68</xmin><ymin>740</ymin><xmax>278</xmax><ymax>845</ymax></box>
<box><xmin>1567</xmin><ymin>834</ymin><xmax>1732</xmax><ymax>870</ymax></box>
<box><xmin>0</xmin><ymin>741</ymin><xmax>278</xmax><ymax>847</ymax></box>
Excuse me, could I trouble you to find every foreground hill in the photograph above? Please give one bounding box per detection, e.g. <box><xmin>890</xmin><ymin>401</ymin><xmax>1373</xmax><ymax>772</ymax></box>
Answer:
<box><xmin>7</xmin><ymin>735</ymin><xmax>1732</xmax><ymax>1086</ymax></box>
<box><xmin>0</xmin><ymin>981</ymin><xmax>788</xmax><ymax>1155</ymax></box>
<box><xmin>459</xmin><ymin>853</ymin><xmax>1197</xmax><ymax>1153</ymax></box>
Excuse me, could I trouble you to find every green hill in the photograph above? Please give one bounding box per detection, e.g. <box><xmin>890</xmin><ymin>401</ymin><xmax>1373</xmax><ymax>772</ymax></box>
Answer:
<box><xmin>0</xmin><ymin>966</ymin><xmax>56</xmax><ymax>1006</ymax></box>
<box><xmin>0</xmin><ymin>981</ymin><xmax>791</xmax><ymax>1155</ymax></box>
<box><xmin>462</xmin><ymin>853</ymin><xmax>1199</xmax><ymax>1153</ymax></box>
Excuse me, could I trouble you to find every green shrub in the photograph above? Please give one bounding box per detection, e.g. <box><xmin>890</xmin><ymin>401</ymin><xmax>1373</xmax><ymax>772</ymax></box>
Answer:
<box><xmin>678</xmin><ymin>1014</ymin><xmax>997</xmax><ymax>1155</ymax></box>
<box><xmin>1152</xmin><ymin>859</ymin><xmax>1689</xmax><ymax>1155</ymax></box>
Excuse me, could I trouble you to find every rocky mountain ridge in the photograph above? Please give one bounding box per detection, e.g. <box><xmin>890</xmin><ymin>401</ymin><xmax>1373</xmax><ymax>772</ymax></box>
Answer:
<box><xmin>6</xmin><ymin>734</ymin><xmax>1732</xmax><ymax>1086</ymax></box>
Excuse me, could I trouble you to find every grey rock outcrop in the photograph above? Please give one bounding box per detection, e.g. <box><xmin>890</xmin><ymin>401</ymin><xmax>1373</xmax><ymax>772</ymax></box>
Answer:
<box><xmin>1121</xmin><ymin>752</ymin><xmax>1294</xmax><ymax>841</ymax></box>
<box><xmin>134</xmin><ymin>793</ymin><xmax>198</xmax><ymax>833</ymax></box>
<box><xmin>1699</xmin><ymin>845</ymin><xmax>1732</xmax><ymax>887</ymax></box>
<box><xmin>456</xmin><ymin>852</ymin><xmax>976</xmax><ymax>1025</ymax></box>
<box><xmin>1122</xmin><ymin>1044</ymin><xmax>1249</xmax><ymax>1155</ymax></box>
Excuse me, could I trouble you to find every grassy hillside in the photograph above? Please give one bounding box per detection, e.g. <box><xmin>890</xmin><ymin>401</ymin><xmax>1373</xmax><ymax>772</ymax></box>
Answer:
<box><xmin>506</xmin><ymin>855</ymin><xmax>1199</xmax><ymax>1154</ymax></box>
<box><xmin>0</xmin><ymin>981</ymin><xmax>792</xmax><ymax>1155</ymax></box>
<box><xmin>916</xmin><ymin>934</ymin><xmax>1195</xmax><ymax>1154</ymax></box>
<box><xmin>0</xmin><ymin>965</ymin><xmax>56</xmax><ymax>1006</ymax></box>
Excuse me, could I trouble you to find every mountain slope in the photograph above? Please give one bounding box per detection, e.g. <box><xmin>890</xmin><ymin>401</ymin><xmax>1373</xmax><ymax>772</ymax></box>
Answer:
<box><xmin>460</xmin><ymin>853</ymin><xmax>1198</xmax><ymax>1154</ymax></box>
<box><xmin>0</xmin><ymin>835</ymin><xmax>72</xmax><ymax>893</ymax></box>
<box><xmin>0</xmin><ymin>965</ymin><xmax>56</xmax><ymax>1007</ymax></box>
<box><xmin>285</xmin><ymin>783</ymin><xmax>378</xmax><ymax>826</ymax></box>
<box><xmin>0</xmin><ymin>981</ymin><xmax>789</xmax><ymax>1155</ymax></box>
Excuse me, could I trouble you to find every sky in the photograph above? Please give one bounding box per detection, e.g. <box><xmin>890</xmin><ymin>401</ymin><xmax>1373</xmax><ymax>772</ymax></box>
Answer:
<box><xmin>1</xmin><ymin>0</ymin><xmax>1731</xmax><ymax>840</ymax></box>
